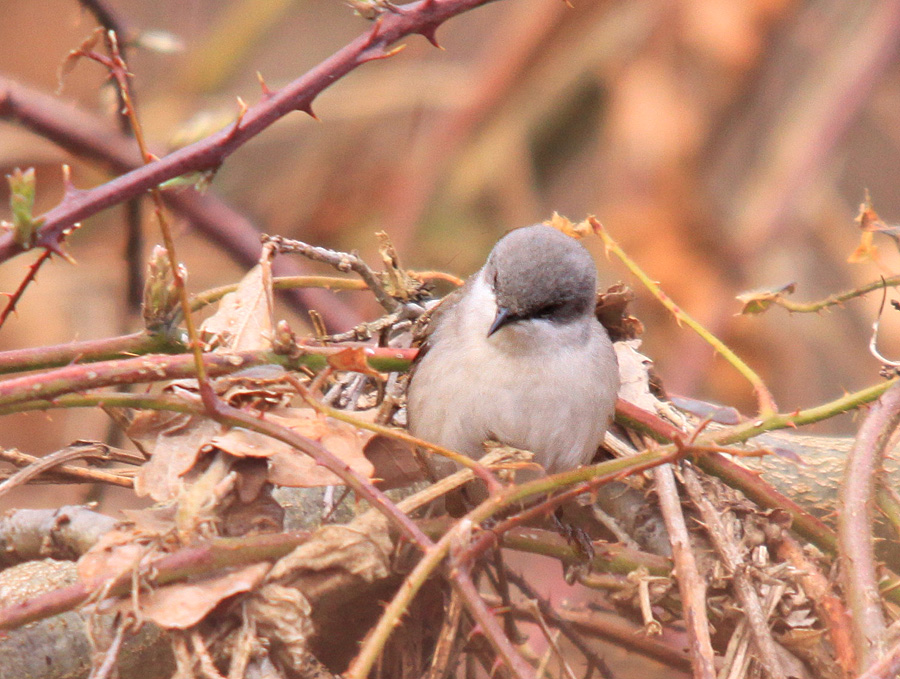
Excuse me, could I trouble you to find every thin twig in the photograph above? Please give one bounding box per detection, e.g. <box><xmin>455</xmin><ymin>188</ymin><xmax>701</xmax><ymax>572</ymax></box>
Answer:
<box><xmin>0</xmin><ymin>248</ymin><xmax>56</xmax><ymax>329</ymax></box>
<box><xmin>265</xmin><ymin>235</ymin><xmax>400</xmax><ymax>313</ymax></box>
<box><xmin>522</xmin><ymin>599</ymin><xmax>578</xmax><ymax>679</ymax></box>
<box><xmin>190</xmin><ymin>275</ymin><xmax>368</xmax><ymax>311</ymax></box>
<box><xmin>0</xmin><ymin>442</ymin><xmax>121</xmax><ymax>501</ymax></box>
<box><xmin>0</xmin><ymin>446</ymin><xmax>134</xmax><ymax>487</ymax></box>
<box><xmin>504</xmin><ymin>569</ymin><xmax>614</xmax><ymax>679</ymax></box>
<box><xmin>87</xmin><ymin>615</ymin><xmax>130</xmax><ymax>679</ymax></box>
<box><xmin>746</xmin><ymin>275</ymin><xmax>900</xmax><ymax>314</ymax></box>
<box><xmin>776</xmin><ymin>533</ymin><xmax>856</xmax><ymax>678</ymax></box>
<box><xmin>590</xmin><ymin>216</ymin><xmax>777</xmax><ymax>416</ymax></box>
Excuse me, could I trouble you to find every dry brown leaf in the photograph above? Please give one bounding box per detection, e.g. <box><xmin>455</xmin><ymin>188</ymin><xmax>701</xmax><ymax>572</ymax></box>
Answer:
<box><xmin>735</xmin><ymin>282</ymin><xmax>797</xmax><ymax>315</ymax></box>
<box><xmin>137</xmin><ymin>563</ymin><xmax>271</xmax><ymax>629</ymax></box>
<box><xmin>207</xmin><ymin>427</ymin><xmax>281</xmax><ymax>459</ymax></box>
<box><xmin>130</xmin><ymin>412</ymin><xmax>225</xmax><ymax>501</ymax></box>
<box><xmin>246</xmin><ymin>584</ymin><xmax>314</xmax><ymax>673</ymax></box>
<box><xmin>77</xmin><ymin>526</ymin><xmax>155</xmax><ymax>585</ymax></box>
<box><xmin>326</xmin><ymin>346</ymin><xmax>383</xmax><ymax>376</ymax></box>
<box><xmin>209</xmin><ymin>408</ymin><xmax>374</xmax><ymax>487</ymax></box>
<box><xmin>364</xmin><ymin>434</ymin><xmax>422</xmax><ymax>489</ymax></box>
<box><xmin>543</xmin><ymin>211</ymin><xmax>592</xmax><ymax>239</ymax></box>
<box><xmin>200</xmin><ymin>258</ymin><xmax>274</xmax><ymax>351</ymax></box>
<box><xmin>268</xmin><ymin>512</ymin><xmax>391</xmax><ymax>584</ymax></box>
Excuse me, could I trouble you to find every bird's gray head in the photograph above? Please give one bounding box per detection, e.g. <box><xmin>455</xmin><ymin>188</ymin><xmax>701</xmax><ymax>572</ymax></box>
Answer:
<box><xmin>484</xmin><ymin>225</ymin><xmax>598</xmax><ymax>336</ymax></box>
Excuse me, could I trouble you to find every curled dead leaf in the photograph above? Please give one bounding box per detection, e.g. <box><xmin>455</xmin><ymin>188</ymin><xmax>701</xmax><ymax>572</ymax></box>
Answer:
<box><xmin>543</xmin><ymin>212</ymin><xmax>593</xmax><ymax>239</ymax></box>
<box><xmin>326</xmin><ymin>346</ymin><xmax>383</xmax><ymax>377</ymax></box>
<box><xmin>137</xmin><ymin>563</ymin><xmax>271</xmax><ymax>629</ymax></box>
<box><xmin>77</xmin><ymin>526</ymin><xmax>157</xmax><ymax>585</ymax></box>
<box><xmin>363</xmin><ymin>434</ymin><xmax>422</xmax><ymax>489</ymax></box>
<box><xmin>129</xmin><ymin>412</ymin><xmax>224</xmax><ymax>501</ymax></box>
<box><xmin>735</xmin><ymin>282</ymin><xmax>796</xmax><ymax>315</ymax></box>
<box><xmin>209</xmin><ymin>408</ymin><xmax>374</xmax><ymax>487</ymax></box>
<box><xmin>200</xmin><ymin>258</ymin><xmax>274</xmax><ymax>352</ymax></box>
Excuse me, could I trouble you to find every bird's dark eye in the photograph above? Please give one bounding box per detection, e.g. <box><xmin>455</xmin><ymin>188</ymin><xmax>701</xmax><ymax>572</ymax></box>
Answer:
<box><xmin>533</xmin><ymin>303</ymin><xmax>564</xmax><ymax>319</ymax></box>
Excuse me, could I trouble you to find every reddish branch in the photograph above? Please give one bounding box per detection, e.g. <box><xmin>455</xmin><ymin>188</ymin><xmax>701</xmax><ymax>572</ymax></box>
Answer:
<box><xmin>616</xmin><ymin>398</ymin><xmax>838</xmax><ymax>552</ymax></box>
<box><xmin>0</xmin><ymin>75</ymin><xmax>361</xmax><ymax>328</ymax></box>
<box><xmin>0</xmin><ymin>345</ymin><xmax>415</xmax><ymax>409</ymax></box>
<box><xmin>837</xmin><ymin>381</ymin><xmax>900</xmax><ymax>671</ymax></box>
<box><xmin>0</xmin><ymin>0</ymin><xmax>498</xmax><ymax>285</ymax></box>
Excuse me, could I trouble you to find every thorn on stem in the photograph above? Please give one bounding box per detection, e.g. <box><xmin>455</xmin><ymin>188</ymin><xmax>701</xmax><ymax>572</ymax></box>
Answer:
<box><xmin>297</xmin><ymin>102</ymin><xmax>318</xmax><ymax>120</ymax></box>
<box><xmin>360</xmin><ymin>44</ymin><xmax>406</xmax><ymax>64</ymax></box>
<box><xmin>362</xmin><ymin>15</ymin><xmax>385</xmax><ymax>47</ymax></box>
<box><xmin>45</xmin><ymin>241</ymin><xmax>77</xmax><ymax>264</ymax></box>
<box><xmin>418</xmin><ymin>26</ymin><xmax>442</xmax><ymax>48</ymax></box>
<box><xmin>256</xmin><ymin>71</ymin><xmax>274</xmax><ymax>98</ymax></box>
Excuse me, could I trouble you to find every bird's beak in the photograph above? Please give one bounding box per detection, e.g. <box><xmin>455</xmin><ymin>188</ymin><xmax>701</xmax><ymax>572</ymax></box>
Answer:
<box><xmin>488</xmin><ymin>306</ymin><xmax>511</xmax><ymax>337</ymax></box>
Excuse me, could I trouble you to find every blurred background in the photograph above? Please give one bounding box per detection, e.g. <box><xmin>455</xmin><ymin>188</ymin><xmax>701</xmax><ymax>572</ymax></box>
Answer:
<box><xmin>1</xmin><ymin>0</ymin><xmax>900</xmax><ymax>496</ymax></box>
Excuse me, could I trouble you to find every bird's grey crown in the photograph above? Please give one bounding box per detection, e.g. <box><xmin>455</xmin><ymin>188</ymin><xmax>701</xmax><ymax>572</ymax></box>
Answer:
<box><xmin>484</xmin><ymin>225</ymin><xmax>597</xmax><ymax>324</ymax></box>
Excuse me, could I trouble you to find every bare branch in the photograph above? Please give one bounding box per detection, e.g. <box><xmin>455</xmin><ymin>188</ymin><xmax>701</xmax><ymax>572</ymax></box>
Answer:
<box><xmin>654</xmin><ymin>463</ymin><xmax>717</xmax><ymax>679</ymax></box>
<box><xmin>838</xmin><ymin>380</ymin><xmax>900</xmax><ymax>669</ymax></box>
<box><xmin>0</xmin><ymin>0</ymin><xmax>501</xmax><ymax>270</ymax></box>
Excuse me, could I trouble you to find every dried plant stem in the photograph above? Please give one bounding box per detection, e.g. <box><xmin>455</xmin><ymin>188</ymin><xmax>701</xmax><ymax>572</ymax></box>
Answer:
<box><xmin>590</xmin><ymin>216</ymin><xmax>777</xmax><ymax>416</ymax></box>
<box><xmin>838</xmin><ymin>381</ymin><xmax>900</xmax><ymax>670</ymax></box>
<box><xmin>0</xmin><ymin>446</ymin><xmax>134</xmax><ymax>487</ymax></box>
<box><xmin>191</xmin><ymin>275</ymin><xmax>368</xmax><ymax>310</ymax></box>
<box><xmin>72</xmin><ymin>29</ymin><xmax>217</xmax><ymax>416</ymax></box>
<box><xmin>423</xmin><ymin>589</ymin><xmax>463</xmax><ymax>679</ymax></box>
<box><xmin>0</xmin><ymin>442</ymin><xmax>125</xmax><ymax>501</ymax></box>
<box><xmin>265</xmin><ymin>235</ymin><xmax>400</xmax><ymax>313</ymax></box>
<box><xmin>653</xmin><ymin>463</ymin><xmax>716</xmax><ymax>679</ymax></box>
<box><xmin>776</xmin><ymin>534</ymin><xmax>856</xmax><ymax>678</ymax></box>
<box><xmin>681</xmin><ymin>465</ymin><xmax>786</xmax><ymax>679</ymax></box>
<box><xmin>767</xmin><ymin>275</ymin><xmax>900</xmax><ymax>313</ymax></box>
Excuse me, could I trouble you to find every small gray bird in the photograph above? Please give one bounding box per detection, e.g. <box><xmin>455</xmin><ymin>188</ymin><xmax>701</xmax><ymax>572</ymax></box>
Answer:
<box><xmin>407</xmin><ymin>224</ymin><xmax>619</xmax><ymax>483</ymax></box>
